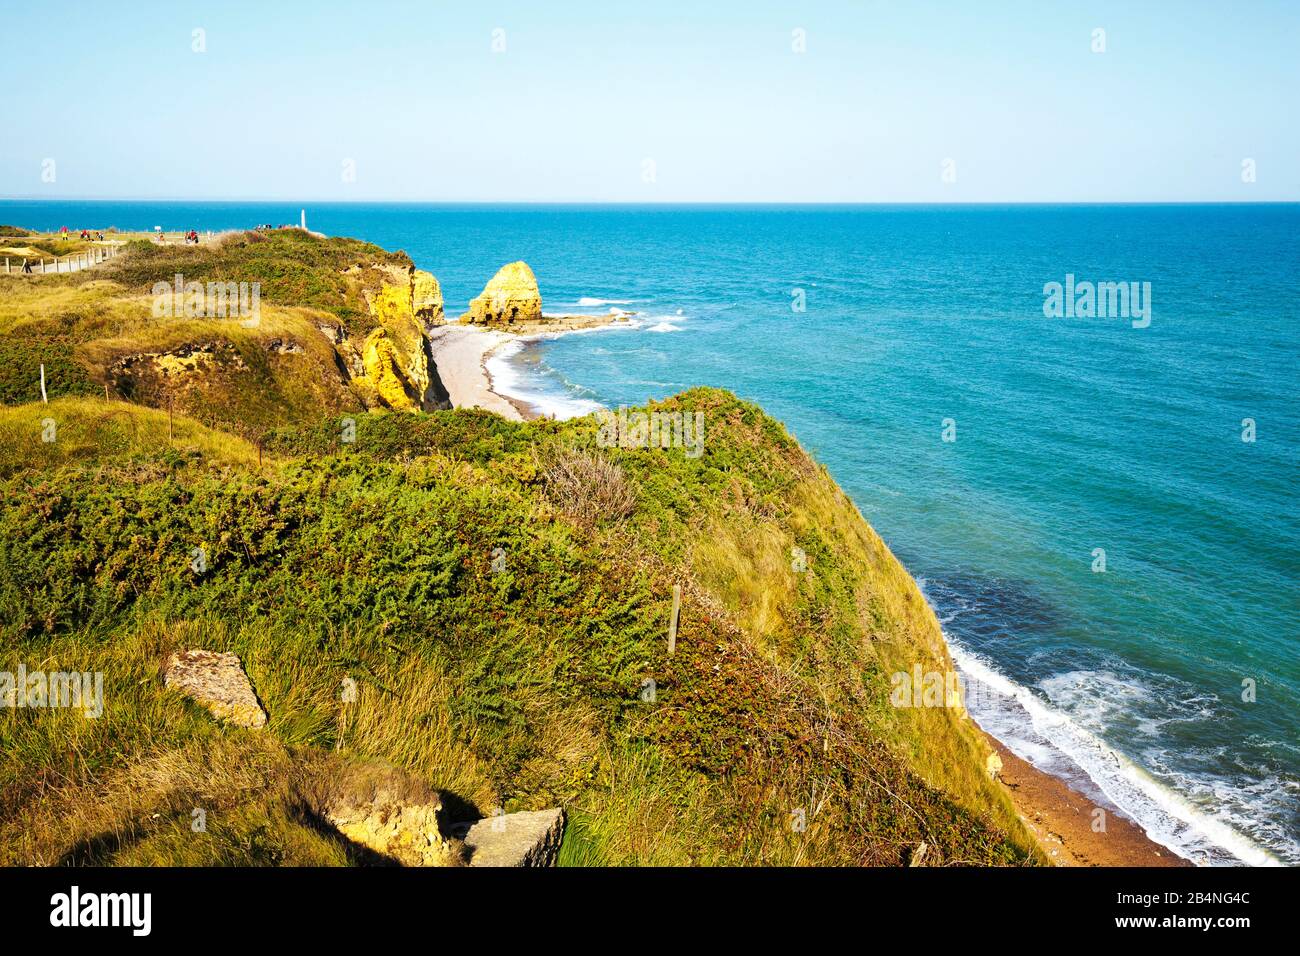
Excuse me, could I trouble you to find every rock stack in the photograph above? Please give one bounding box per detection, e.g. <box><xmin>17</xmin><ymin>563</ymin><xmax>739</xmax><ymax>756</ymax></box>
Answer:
<box><xmin>462</xmin><ymin>261</ymin><xmax>543</xmax><ymax>325</ymax></box>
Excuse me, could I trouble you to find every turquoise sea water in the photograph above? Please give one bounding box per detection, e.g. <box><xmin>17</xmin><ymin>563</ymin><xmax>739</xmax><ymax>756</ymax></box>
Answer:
<box><xmin>5</xmin><ymin>201</ymin><xmax>1298</xmax><ymax>865</ymax></box>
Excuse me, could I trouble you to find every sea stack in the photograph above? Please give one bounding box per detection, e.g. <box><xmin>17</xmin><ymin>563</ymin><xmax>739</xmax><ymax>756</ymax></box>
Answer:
<box><xmin>463</xmin><ymin>261</ymin><xmax>543</xmax><ymax>324</ymax></box>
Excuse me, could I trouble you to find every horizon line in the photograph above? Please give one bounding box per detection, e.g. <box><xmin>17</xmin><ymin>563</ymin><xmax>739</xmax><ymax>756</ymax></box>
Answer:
<box><xmin>3</xmin><ymin>196</ymin><xmax>1297</xmax><ymax>207</ymax></box>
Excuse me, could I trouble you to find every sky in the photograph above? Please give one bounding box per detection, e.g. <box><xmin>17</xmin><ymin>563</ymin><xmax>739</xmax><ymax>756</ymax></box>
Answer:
<box><xmin>1</xmin><ymin>0</ymin><xmax>1297</xmax><ymax>202</ymax></box>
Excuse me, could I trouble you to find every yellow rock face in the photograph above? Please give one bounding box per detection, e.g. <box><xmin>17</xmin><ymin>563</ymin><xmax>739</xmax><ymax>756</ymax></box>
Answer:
<box><xmin>360</xmin><ymin>271</ymin><xmax>444</xmax><ymax>411</ymax></box>
<box><xmin>361</xmin><ymin>328</ymin><xmax>419</xmax><ymax>411</ymax></box>
<box><xmin>463</xmin><ymin>261</ymin><xmax>543</xmax><ymax>324</ymax></box>
<box><xmin>332</xmin><ymin>804</ymin><xmax>460</xmax><ymax>867</ymax></box>
<box><xmin>411</xmin><ymin>270</ymin><xmax>443</xmax><ymax>323</ymax></box>
<box><xmin>369</xmin><ymin>282</ymin><xmax>415</xmax><ymax>331</ymax></box>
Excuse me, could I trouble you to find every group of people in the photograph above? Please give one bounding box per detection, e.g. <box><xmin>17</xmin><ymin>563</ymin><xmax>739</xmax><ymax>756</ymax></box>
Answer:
<box><xmin>153</xmin><ymin>229</ymin><xmax>201</xmax><ymax>244</ymax></box>
<box><xmin>48</xmin><ymin>225</ymin><xmax>207</xmax><ymax>250</ymax></box>
<box><xmin>20</xmin><ymin>227</ymin><xmax>106</xmax><ymax>272</ymax></box>
<box><xmin>58</xmin><ymin>226</ymin><xmax>105</xmax><ymax>241</ymax></box>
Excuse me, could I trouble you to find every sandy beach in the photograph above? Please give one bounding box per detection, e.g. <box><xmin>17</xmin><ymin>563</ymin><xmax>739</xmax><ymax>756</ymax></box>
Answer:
<box><xmin>979</xmin><ymin>728</ymin><xmax>1190</xmax><ymax>867</ymax></box>
<box><xmin>427</xmin><ymin>314</ymin><xmax>629</xmax><ymax>423</ymax></box>
<box><xmin>426</xmin><ymin>325</ymin><xmax>534</xmax><ymax>421</ymax></box>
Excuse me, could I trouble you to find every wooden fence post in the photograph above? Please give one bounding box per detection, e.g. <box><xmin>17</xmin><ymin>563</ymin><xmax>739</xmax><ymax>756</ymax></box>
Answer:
<box><xmin>667</xmin><ymin>583</ymin><xmax>682</xmax><ymax>655</ymax></box>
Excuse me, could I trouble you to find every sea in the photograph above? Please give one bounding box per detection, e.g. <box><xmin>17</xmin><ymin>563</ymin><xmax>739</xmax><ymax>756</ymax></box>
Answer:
<box><xmin>5</xmin><ymin>200</ymin><xmax>1297</xmax><ymax>865</ymax></box>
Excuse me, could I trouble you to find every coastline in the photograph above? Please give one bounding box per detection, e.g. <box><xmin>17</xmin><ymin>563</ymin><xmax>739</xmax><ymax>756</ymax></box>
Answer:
<box><xmin>426</xmin><ymin>325</ymin><xmax>531</xmax><ymax>421</ymax></box>
<box><xmin>976</xmin><ymin>724</ymin><xmax>1190</xmax><ymax>866</ymax></box>
<box><xmin>428</xmin><ymin>321</ymin><xmax>1192</xmax><ymax>866</ymax></box>
<box><xmin>428</xmin><ymin>311</ymin><xmax>1263</xmax><ymax>869</ymax></box>
<box><xmin>427</xmin><ymin>314</ymin><xmax>628</xmax><ymax>422</ymax></box>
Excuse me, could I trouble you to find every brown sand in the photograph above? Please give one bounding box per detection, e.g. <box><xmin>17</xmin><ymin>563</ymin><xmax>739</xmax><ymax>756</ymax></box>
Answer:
<box><xmin>979</xmin><ymin>729</ymin><xmax>1190</xmax><ymax>866</ymax></box>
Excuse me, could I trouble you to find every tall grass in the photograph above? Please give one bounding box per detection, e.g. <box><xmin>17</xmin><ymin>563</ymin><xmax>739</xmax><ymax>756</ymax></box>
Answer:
<box><xmin>0</xmin><ymin>225</ymin><xmax>1043</xmax><ymax>866</ymax></box>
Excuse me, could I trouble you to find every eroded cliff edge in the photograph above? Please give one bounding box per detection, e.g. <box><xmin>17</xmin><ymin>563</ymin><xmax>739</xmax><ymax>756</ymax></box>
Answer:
<box><xmin>0</xmin><ymin>230</ymin><xmax>1042</xmax><ymax>866</ymax></box>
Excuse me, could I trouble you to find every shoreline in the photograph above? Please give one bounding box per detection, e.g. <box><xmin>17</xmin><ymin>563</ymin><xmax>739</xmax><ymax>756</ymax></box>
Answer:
<box><xmin>426</xmin><ymin>325</ymin><xmax>531</xmax><ymax>421</ymax></box>
<box><xmin>428</xmin><ymin>314</ymin><xmax>628</xmax><ymax>422</ymax></box>
<box><xmin>975</xmin><ymin>722</ymin><xmax>1190</xmax><ymax>866</ymax></box>
<box><xmin>426</xmin><ymin>315</ymin><xmax>1232</xmax><ymax>869</ymax></box>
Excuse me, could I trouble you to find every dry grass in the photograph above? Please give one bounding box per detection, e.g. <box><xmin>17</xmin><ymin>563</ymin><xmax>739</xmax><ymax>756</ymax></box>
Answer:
<box><xmin>0</xmin><ymin>615</ymin><xmax>495</xmax><ymax>865</ymax></box>
<box><xmin>330</xmin><ymin>656</ymin><xmax>496</xmax><ymax>814</ymax></box>
<box><xmin>565</xmin><ymin>744</ymin><xmax>723</xmax><ymax>865</ymax></box>
<box><xmin>0</xmin><ymin>279</ymin><xmax>145</xmax><ymax>336</ymax></box>
<box><xmin>678</xmin><ymin>465</ymin><xmax>1034</xmax><ymax>859</ymax></box>
<box><xmin>544</xmin><ymin>448</ymin><xmax>637</xmax><ymax>526</ymax></box>
<box><xmin>691</xmin><ymin>516</ymin><xmax>798</xmax><ymax>645</ymax></box>
<box><xmin>791</xmin><ymin>476</ymin><xmax>1031</xmax><ymax>848</ymax></box>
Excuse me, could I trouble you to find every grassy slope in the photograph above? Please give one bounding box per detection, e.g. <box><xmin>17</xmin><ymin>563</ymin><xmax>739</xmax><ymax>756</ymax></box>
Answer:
<box><xmin>0</xmin><ymin>231</ymin><xmax>415</xmax><ymax>437</ymax></box>
<box><xmin>0</xmin><ymin>233</ymin><xmax>1041</xmax><ymax>867</ymax></box>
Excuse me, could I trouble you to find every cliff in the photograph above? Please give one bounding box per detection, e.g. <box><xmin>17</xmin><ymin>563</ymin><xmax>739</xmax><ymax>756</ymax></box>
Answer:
<box><xmin>0</xmin><ymin>230</ymin><xmax>1041</xmax><ymax>867</ymax></box>
<box><xmin>0</xmin><ymin>230</ymin><xmax>452</xmax><ymax>438</ymax></box>
<box><xmin>356</xmin><ymin>267</ymin><xmax>449</xmax><ymax>411</ymax></box>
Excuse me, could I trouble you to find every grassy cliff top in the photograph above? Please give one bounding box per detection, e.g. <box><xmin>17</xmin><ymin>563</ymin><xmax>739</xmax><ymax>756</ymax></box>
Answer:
<box><xmin>0</xmin><ymin>230</ymin><xmax>1040</xmax><ymax>866</ymax></box>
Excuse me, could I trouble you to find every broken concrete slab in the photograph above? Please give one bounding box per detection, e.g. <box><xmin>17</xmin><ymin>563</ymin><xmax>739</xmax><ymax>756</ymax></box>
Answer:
<box><xmin>448</xmin><ymin>808</ymin><xmax>565</xmax><ymax>867</ymax></box>
<box><xmin>161</xmin><ymin>649</ymin><xmax>267</xmax><ymax>729</ymax></box>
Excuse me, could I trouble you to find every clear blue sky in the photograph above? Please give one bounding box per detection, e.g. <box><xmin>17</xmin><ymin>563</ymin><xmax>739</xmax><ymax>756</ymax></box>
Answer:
<box><xmin>2</xmin><ymin>0</ymin><xmax>1296</xmax><ymax>202</ymax></box>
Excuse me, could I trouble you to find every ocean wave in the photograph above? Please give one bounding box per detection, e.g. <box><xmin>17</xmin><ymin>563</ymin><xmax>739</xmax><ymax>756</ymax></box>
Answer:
<box><xmin>1038</xmin><ymin>670</ymin><xmax>1219</xmax><ymax>738</ymax></box>
<box><xmin>484</xmin><ymin>340</ymin><xmax>603</xmax><ymax>421</ymax></box>
<box><xmin>576</xmin><ymin>296</ymin><xmax>633</xmax><ymax>306</ymax></box>
<box><xmin>543</xmin><ymin>307</ymin><xmax>637</xmax><ymax>320</ymax></box>
<box><xmin>916</xmin><ymin>579</ymin><xmax>1287</xmax><ymax>867</ymax></box>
